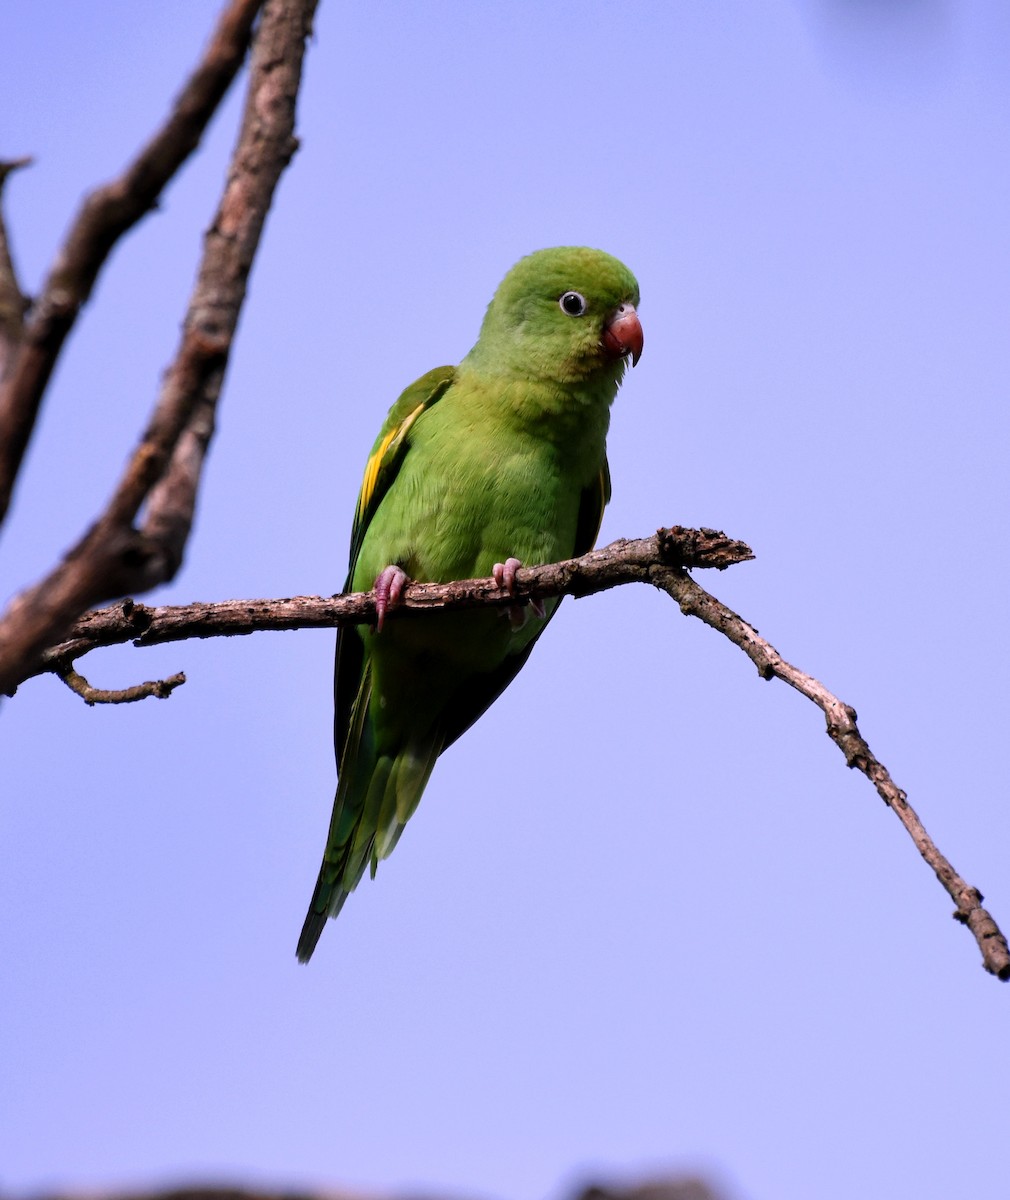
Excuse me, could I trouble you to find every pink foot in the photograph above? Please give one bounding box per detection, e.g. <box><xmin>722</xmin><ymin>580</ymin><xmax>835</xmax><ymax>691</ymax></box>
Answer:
<box><xmin>492</xmin><ymin>557</ymin><xmax>522</xmax><ymax>597</ymax></box>
<box><xmin>373</xmin><ymin>564</ymin><xmax>410</xmax><ymax>632</ymax></box>
<box><xmin>492</xmin><ymin>557</ymin><xmax>546</xmax><ymax>626</ymax></box>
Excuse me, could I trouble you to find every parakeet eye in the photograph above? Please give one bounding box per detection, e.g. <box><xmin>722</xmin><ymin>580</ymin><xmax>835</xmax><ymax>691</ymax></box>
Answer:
<box><xmin>559</xmin><ymin>291</ymin><xmax>587</xmax><ymax>317</ymax></box>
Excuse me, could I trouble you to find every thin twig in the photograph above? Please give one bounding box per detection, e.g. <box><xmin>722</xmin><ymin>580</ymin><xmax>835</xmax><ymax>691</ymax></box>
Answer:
<box><xmin>0</xmin><ymin>0</ymin><xmax>264</xmax><ymax>524</ymax></box>
<box><xmin>0</xmin><ymin>0</ymin><xmax>318</xmax><ymax>698</ymax></box>
<box><xmin>56</xmin><ymin>662</ymin><xmax>186</xmax><ymax>705</ymax></box>
<box><xmin>647</xmin><ymin>561</ymin><xmax>1010</xmax><ymax>982</ymax></box>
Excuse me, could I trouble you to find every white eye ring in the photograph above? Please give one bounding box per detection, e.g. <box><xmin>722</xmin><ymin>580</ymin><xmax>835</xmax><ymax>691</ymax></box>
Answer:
<box><xmin>559</xmin><ymin>291</ymin><xmax>587</xmax><ymax>317</ymax></box>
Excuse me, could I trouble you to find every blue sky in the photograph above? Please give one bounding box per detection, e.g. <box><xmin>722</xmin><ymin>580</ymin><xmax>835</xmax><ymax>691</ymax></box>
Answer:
<box><xmin>2</xmin><ymin>3</ymin><xmax>1009</xmax><ymax>1199</ymax></box>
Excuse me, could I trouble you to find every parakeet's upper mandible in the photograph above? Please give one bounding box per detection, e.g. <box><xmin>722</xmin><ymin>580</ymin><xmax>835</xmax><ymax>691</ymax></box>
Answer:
<box><xmin>297</xmin><ymin>247</ymin><xmax>643</xmax><ymax>961</ymax></box>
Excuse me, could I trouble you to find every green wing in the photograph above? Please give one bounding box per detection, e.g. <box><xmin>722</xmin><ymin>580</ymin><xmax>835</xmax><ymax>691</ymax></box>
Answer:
<box><xmin>347</xmin><ymin>365</ymin><xmax>456</xmax><ymax>578</ymax></box>
<box><xmin>334</xmin><ymin>365</ymin><xmax>455</xmax><ymax>765</ymax></box>
<box><xmin>298</xmin><ymin>367</ymin><xmax>455</xmax><ymax>960</ymax></box>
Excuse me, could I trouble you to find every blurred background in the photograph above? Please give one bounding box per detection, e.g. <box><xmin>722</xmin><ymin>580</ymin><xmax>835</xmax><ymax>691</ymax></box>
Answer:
<box><xmin>2</xmin><ymin>3</ymin><xmax>1008</xmax><ymax>1199</ymax></box>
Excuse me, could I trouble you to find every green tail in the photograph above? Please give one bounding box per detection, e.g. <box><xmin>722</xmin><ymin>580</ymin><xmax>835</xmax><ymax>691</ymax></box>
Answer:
<box><xmin>296</xmin><ymin>668</ymin><xmax>442</xmax><ymax>962</ymax></box>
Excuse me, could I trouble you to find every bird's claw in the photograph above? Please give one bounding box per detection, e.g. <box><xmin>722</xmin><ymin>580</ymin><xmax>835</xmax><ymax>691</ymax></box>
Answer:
<box><xmin>373</xmin><ymin>565</ymin><xmax>410</xmax><ymax>632</ymax></box>
<box><xmin>492</xmin><ymin>557</ymin><xmax>546</xmax><ymax>627</ymax></box>
<box><xmin>492</xmin><ymin>557</ymin><xmax>522</xmax><ymax>597</ymax></box>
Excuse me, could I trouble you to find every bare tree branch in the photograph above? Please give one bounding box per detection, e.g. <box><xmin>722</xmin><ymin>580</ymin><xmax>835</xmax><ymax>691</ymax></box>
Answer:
<box><xmin>0</xmin><ymin>155</ymin><xmax>33</xmax><ymax>380</ymax></box>
<box><xmin>0</xmin><ymin>0</ymin><xmax>319</xmax><ymax>698</ymax></box>
<box><xmin>0</xmin><ymin>0</ymin><xmax>264</xmax><ymax>524</ymax></box>
<box><xmin>14</xmin><ymin>1175</ymin><xmax>727</xmax><ymax>1200</ymax></box>
<box><xmin>9</xmin><ymin>524</ymin><xmax>1006</xmax><ymax>980</ymax></box>
<box><xmin>25</xmin><ymin>528</ymin><xmax>753</xmax><ymax>671</ymax></box>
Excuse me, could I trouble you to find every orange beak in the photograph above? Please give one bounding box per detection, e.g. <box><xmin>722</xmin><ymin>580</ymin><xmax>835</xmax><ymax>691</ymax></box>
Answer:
<box><xmin>601</xmin><ymin>303</ymin><xmax>643</xmax><ymax>366</ymax></box>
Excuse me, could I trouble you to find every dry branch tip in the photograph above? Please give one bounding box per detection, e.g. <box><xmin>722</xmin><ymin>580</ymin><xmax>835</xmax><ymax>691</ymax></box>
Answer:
<box><xmin>57</xmin><ymin>659</ymin><xmax>186</xmax><ymax>705</ymax></box>
<box><xmin>657</xmin><ymin>525</ymin><xmax>755</xmax><ymax>570</ymax></box>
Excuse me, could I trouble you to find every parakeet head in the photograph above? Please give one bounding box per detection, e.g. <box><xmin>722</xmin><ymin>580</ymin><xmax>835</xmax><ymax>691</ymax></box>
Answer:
<box><xmin>466</xmin><ymin>246</ymin><xmax>642</xmax><ymax>384</ymax></box>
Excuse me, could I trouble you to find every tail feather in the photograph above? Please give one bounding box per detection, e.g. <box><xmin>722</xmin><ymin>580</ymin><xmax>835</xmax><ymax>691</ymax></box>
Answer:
<box><xmin>373</xmin><ymin>734</ymin><xmax>442</xmax><ymax>863</ymax></box>
<box><xmin>296</xmin><ymin>670</ymin><xmax>443</xmax><ymax>962</ymax></box>
<box><xmin>296</xmin><ymin>884</ymin><xmax>348</xmax><ymax>963</ymax></box>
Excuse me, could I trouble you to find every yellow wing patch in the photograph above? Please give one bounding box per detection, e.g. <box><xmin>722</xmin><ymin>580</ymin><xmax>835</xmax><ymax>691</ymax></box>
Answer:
<box><xmin>355</xmin><ymin>402</ymin><xmax>425</xmax><ymax>530</ymax></box>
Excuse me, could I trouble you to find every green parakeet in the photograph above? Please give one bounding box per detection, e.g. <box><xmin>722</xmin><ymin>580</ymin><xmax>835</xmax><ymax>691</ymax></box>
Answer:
<box><xmin>297</xmin><ymin>246</ymin><xmax>642</xmax><ymax>961</ymax></box>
